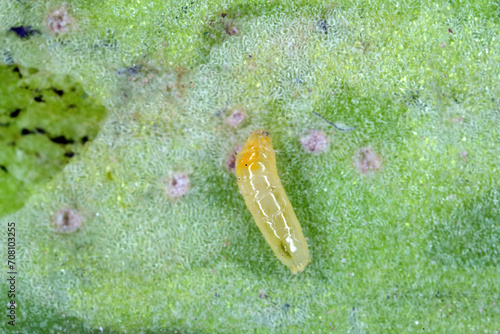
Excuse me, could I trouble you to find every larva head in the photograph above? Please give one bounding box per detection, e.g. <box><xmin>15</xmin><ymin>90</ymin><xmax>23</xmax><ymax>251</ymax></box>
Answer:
<box><xmin>249</xmin><ymin>129</ymin><xmax>271</xmax><ymax>145</ymax></box>
<box><xmin>235</xmin><ymin>129</ymin><xmax>274</xmax><ymax>176</ymax></box>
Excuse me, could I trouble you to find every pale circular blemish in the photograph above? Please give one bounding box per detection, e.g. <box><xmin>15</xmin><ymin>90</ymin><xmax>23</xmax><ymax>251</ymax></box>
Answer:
<box><xmin>354</xmin><ymin>147</ymin><xmax>382</xmax><ymax>174</ymax></box>
<box><xmin>225</xmin><ymin>110</ymin><xmax>246</xmax><ymax>128</ymax></box>
<box><xmin>53</xmin><ymin>208</ymin><xmax>83</xmax><ymax>233</ymax></box>
<box><xmin>461</xmin><ymin>150</ymin><xmax>468</xmax><ymax>162</ymax></box>
<box><xmin>166</xmin><ymin>173</ymin><xmax>190</xmax><ymax>199</ymax></box>
<box><xmin>46</xmin><ymin>6</ymin><xmax>74</xmax><ymax>35</ymax></box>
<box><xmin>225</xmin><ymin>23</ymin><xmax>239</xmax><ymax>36</ymax></box>
<box><xmin>300</xmin><ymin>130</ymin><xmax>329</xmax><ymax>154</ymax></box>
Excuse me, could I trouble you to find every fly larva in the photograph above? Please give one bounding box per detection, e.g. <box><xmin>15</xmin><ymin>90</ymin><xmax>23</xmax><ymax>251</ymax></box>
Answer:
<box><xmin>236</xmin><ymin>129</ymin><xmax>311</xmax><ymax>274</ymax></box>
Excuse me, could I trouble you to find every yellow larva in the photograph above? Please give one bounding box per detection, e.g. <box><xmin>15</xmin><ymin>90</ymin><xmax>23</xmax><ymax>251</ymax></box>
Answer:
<box><xmin>236</xmin><ymin>129</ymin><xmax>311</xmax><ymax>274</ymax></box>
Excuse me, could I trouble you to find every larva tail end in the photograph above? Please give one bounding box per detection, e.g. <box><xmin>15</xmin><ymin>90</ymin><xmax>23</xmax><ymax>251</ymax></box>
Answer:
<box><xmin>290</xmin><ymin>261</ymin><xmax>310</xmax><ymax>275</ymax></box>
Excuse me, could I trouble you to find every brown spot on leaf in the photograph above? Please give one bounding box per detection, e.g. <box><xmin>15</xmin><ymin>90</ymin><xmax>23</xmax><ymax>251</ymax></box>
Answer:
<box><xmin>225</xmin><ymin>109</ymin><xmax>246</xmax><ymax>128</ymax></box>
<box><xmin>47</xmin><ymin>6</ymin><xmax>74</xmax><ymax>35</ymax></box>
<box><xmin>225</xmin><ymin>23</ymin><xmax>239</xmax><ymax>35</ymax></box>
<box><xmin>166</xmin><ymin>172</ymin><xmax>190</xmax><ymax>199</ymax></box>
<box><xmin>300</xmin><ymin>130</ymin><xmax>329</xmax><ymax>154</ymax></box>
<box><xmin>354</xmin><ymin>147</ymin><xmax>382</xmax><ymax>174</ymax></box>
<box><xmin>224</xmin><ymin>145</ymin><xmax>243</xmax><ymax>174</ymax></box>
<box><xmin>53</xmin><ymin>208</ymin><xmax>83</xmax><ymax>233</ymax></box>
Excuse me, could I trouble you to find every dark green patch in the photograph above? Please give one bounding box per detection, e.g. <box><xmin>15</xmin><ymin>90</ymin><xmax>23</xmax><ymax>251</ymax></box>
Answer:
<box><xmin>198</xmin><ymin>2</ymin><xmax>329</xmax><ymax>64</ymax></box>
<box><xmin>427</xmin><ymin>189</ymin><xmax>500</xmax><ymax>266</ymax></box>
<box><xmin>0</xmin><ymin>64</ymin><xmax>107</xmax><ymax>217</ymax></box>
<box><xmin>313</xmin><ymin>83</ymin><xmax>408</xmax><ymax>135</ymax></box>
<box><xmin>449</xmin><ymin>0</ymin><xmax>500</xmax><ymax>24</ymax></box>
<box><xmin>0</xmin><ymin>291</ymin><xmax>121</xmax><ymax>334</ymax></box>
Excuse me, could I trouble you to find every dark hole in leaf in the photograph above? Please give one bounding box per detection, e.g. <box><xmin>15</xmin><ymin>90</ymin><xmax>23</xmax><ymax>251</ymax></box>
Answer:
<box><xmin>52</xmin><ymin>88</ymin><xmax>64</xmax><ymax>96</ymax></box>
<box><xmin>12</xmin><ymin>67</ymin><xmax>22</xmax><ymax>78</ymax></box>
<box><xmin>34</xmin><ymin>95</ymin><xmax>45</xmax><ymax>103</ymax></box>
<box><xmin>50</xmin><ymin>136</ymin><xmax>74</xmax><ymax>145</ymax></box>
<box><xmin>9</xmin><ymin>109</ymin><xmax>21</xmax><ymax>118</ymax></box>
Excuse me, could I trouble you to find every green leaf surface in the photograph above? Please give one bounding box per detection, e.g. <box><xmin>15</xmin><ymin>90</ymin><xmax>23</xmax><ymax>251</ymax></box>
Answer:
<box><xmin>1</xmin><ymin>0</ymin><xmax>499</xmax><ymax>332</ymax></box>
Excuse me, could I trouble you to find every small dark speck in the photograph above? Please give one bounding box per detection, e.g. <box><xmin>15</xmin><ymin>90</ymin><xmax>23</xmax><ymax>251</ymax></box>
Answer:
<box><xmin>34</xmin><ymin>95</ymin><xmax>45</xmax><ymax>103</ymax></box>
<box><xmin>13</xmin><ymin>67</ymin><xmax>22</xmax><ymax>78</ymax></box>
<box><xmin>9</xmin><ymin>26</ymin><xmax>39</xmax><ymax>38</ymax></box>
<box><xmin>21</xmin><ymin>128</ymin><xmax>33</xmax><ymax>135</ymax></box>
<box><xmin>126</xmin><ymin>65</ymin><xmax>141</xmax><ymax>75</ymax></box>
<box><xmin>81</xmin><ymin>136</ymin><xmax>89</xmax><ymax>144</ymax></box>
<box><xmin>52</xmin><ymin>88</ymin><xmax>64</xmax><ymax>96</ymax></box>
<box><xmin>4</xmin><ymin>51</ymin><xmax>14</xmax><ymax>65</ymax></box>
<box><xmin>10</xmin><ymin>109</ymin><xmax>21</xmax><ymax>118</ymax></box>
<box><xmin>221</xmin><ymin>13</ymin><xmax>227</xmax><ymax>18</ymax></box>
<box><xmin>34</xmin><ymin>128</ymin><xmax>45</xmax><ymax>134</ymax></box>
<box><xmin>0</xmin><ymin>165</ymin><xmax>7</xmax><ymax>173</ymax></box>
<box><xmin>448</xmin><ymin>28</ymin><xmax>453</xmax><ymax>34</ymax></box>
<box><xmin>50</xmin><ymin>136</ymin><xmax>75</xmax><ymax>145</ymax></box>
<box><xmin>65</xmin><ymin>152</ymin><xmax>75</xmax><ymax>158</ymax></box>
<box><xmin>317</xmin><ymin>19</ymin><xmax>328</xmax><ymax>34</ymax></box>
<box><xmin>284</xmin><ymin>303</ymin><xmax>291</xmax><ymax>308</ymax></box>
<box><xmin>68</xmin><ymin>104</ymin><xmax>77</xmax><ymax>109</ymax></box>
<box><xmin>249</xmin><ymin>55</ymin><xmax>252</xmax><ymax>58</ymax></box>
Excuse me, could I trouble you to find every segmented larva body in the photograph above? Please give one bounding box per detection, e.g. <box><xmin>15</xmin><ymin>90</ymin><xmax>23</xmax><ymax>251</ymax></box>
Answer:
<box><xmin>236</xmin><ymin>129</ymin><xmax>311</xmax><ymax>274</ymax></box>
